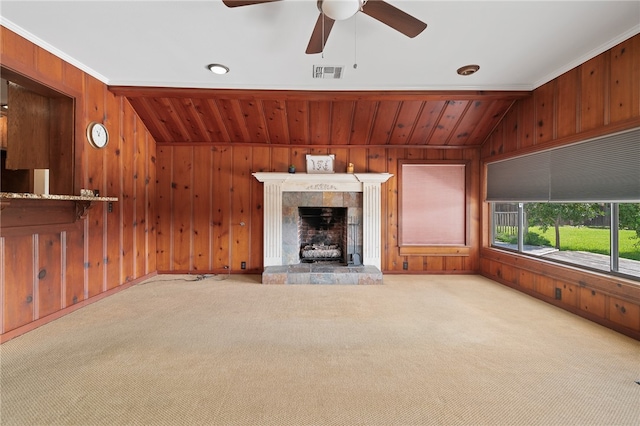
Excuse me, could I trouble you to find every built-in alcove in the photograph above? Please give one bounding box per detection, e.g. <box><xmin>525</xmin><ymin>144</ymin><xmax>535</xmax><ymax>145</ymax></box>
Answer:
<box><xmin>0</xmin><ymin>70</ymin><xmax>74</xmax><ymax>195</ymax></box>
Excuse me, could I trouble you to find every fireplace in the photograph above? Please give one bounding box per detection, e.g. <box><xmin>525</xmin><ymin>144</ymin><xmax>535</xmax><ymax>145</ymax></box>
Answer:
<box><xmin>253</xmin><ymin>172</ymin><xmax>393</xmax><ymax>276</ymax></box>
<box><xmin>298</xmin><ymin>207</ymin><xmax>348</xmax><ymax>264</ymax></box>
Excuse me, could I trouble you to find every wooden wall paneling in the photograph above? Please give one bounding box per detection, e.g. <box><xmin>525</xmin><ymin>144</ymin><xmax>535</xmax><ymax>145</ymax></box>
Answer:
<box><xmin>36</xmin><ymin>232</ymin><xmax>62</xmax><ymax>318</ymax></box>
<box><xmin>192</xmin><ymin>146</ymin><xmax>213</xmax><ymax>271</ymax></box>
<box><xmin>424</xmin><ymin>256</ymin><xmax>444</xmax><ymax>272</ymax></box>
<box><xmin>534</xmin><ymin>274</ymin><xmax>556</xmax><ymax>300</ymax></box>
<box><xmin>579</xmin><ymin>287</ymin><xmax>606</xmax><ymax>318</ymax></box>
<box><xmin>330</xmin><ymin>100</ymin><xmax>355</xmax><ymax>145</ymax></box>
<box><xmin>404</xmin><ymin>147</ymin><xmax>424</xmax><ymax>160</ymax></box>
<box><xmin>384</xmin><ymin>148</ymin><xmax>403</xmax><ymax>271</ymax></box>
<box><xmin>500</xmin><ymin>105</ymin><xmax>520</xmax><ymax>154</ymax></box>
<box><xmin>62</xmin><ymin>61</ymin><xmax>84</xmax><ymax>101</ymax></box>
<box><xmin>609</xmin><ymin>36</ymin><xmax>640</xmax><ymax>122</ymax></box>
<box><xmin>388</xmin><ymin>101</ymin><xmax>422</xmax><ymax>145</ymax></box>
<box><xmin>134</xmin><ymin>116</ymin><xmax>148</xmax><ymax>278</ymax></box>
<box><xmin>408</xmin><ymin>100</ymin><xmax>446</xmax><ymax>145</ymax></box>
<box><xmin>146</xmin><ymin>136</ymin><xmax>157</xmax><ymax>274</ymax></box>
<box><xmin>121</xmin><ymin>105</ymin><xmax>137</xmax><ymax>279</ymax></box>
<box><xmin>250</xmin><ymin>146</ymin><xmax>270</xmax><ymax>271</ymax></box>
<box><xmin>429</xmin><ymin>100</ymin><xmax>468</xmax><ymax>145</ymax></box>
<box><xmin>2</xmin><ymin>235</ymin><xmax>34</xmax><ymax>332</ymax></box>
<box><xmin>155</xmin><ymin>146</ymin><xmax>172</xmax><ymax>271</ymax></box>
<box><xmin>212</xmin><ymin>146</ymin><xmax>232</xmax><ymax>269</ymax></box>
<box><xmin>186</xmin><ymin>98</ymin><xmax>219</xmax><ymax>143</ymax></box>
<box><xmin>513</xmin><ymin>96</ymin><xmax>532</xmax><ymax>151</ymax></box>
<box><xmin>518</xmin><ymin>270</ymin><xmax>534</xmax><ymax>291</ymax></box>
<box><xmin>309</xmin><ymin>101</ymin><xmax>332</xmax><ymax>145</ymax></box>
<box><xmin>285</xmin><ymin>100</ymin><xmax>309</xmax><ymax>145</ymax></box>
<box><xmin>369</xmin><ymin>101</ymin><xmax>399</xmax><ymax>145</ymax></box>
<box><xmin>350</xmin><ymin>100</ymin><xmax>377</xmax><ymax>145</ymax></box>
<box><xmin>346</xmin><ymin>148</ymin><xmax>367</xmax><ymax>173</ymax></box>
<box><xmin>556</xmin><ymin>281</ymin><xmax>578</xmax><ymax>308</ymax></box>
<box><xmin>555</xmin><ymin>68</ymin><xmax>579</xmax><ymax>138</ymax></box>
<box><xmin>35</xmin><ymin>47</ymin><xmax>63</xmax><ymax>86</ymax></box>
<box><xmin>366</xmin><ymin>147</ymin><xmax>387</xmax><ymax>173</ymax></box>
<box><xmin>270</xmin><ymin>146</ymin><xmax>290</xmax><ymax>172</ymax></box>
<box><xmin>171</xmin><ymin>147</ymin><xmax>194</xmax><ymax>271</ymax></box>
<box><xmin>213</xmin><ymin>99</ymin><xmax>243</xmax><ymax>143</ymax></box>
<box><xmin>0</xmin><ymin>29</ymin><xmax>36</xmax><ymax>76</ymax></box>
<box><xmin>239</xmin><ymin>99</ymin><xmax>268</xmax><ymax>143</ymax></box>
<box><xmin>407</xmin><ymin>255</ymin><xmax>424</xmax><ymax>272</ymax></box>
<box><xmin>533</xmin><ymin>80</ymin><xmax>555</xmax><ymax>145</ymax></box>
<box><xmin>464</xmin><ymin>148</ymin><xmax>480</xmax><ymax>271</ymax></box>
<box><xmin>261</xmin><ymin>99</ymin><xmax>289</xmax><ymax>145</ymax></box>
<box><xmin>231</xmin><ymin>146</ymin><xmax>252</xmax><ymax>271</ymax></box>
<box><xmin>64</xmin><ymin>228</ymin><xmax>85</xmax><ymax>308</ymax></box>
<box><xmin>444</xmin><ymin>257</ymin><xmax>464</xmax><ymax>272</ymax></box>
<box><xmin>580</xmin><ymin>53</ymin><xmax>607</xmax><ymax>131</ymax></box>
<box><xmin>487</xmin><ymin>121</ymin><xmax>505</xmax><ymax>156</ymax></box>
<box><xmin>104</xmin><ymin>92</ymin><xmax>121</xmax><ymax>290</ymax></box>
<box><xmin>608</xmin><ymin>296</ymin><xmax>640</xmax><ymax>331</ymax></box>
<box><xmin>290</xmin><ymin>146</ymin><xmax>308</xmax><ymax>171</ymax></box>
<box><xmin>128</xmin><ymin>98</ymin><xmax>173</xmax><ymax>143</ymax></box>
<box><xmin>84</xmin><ymin>75</ymin><xmax>106</xmax><ymax>297</ymax></box>
<box><xmin>329</xmin><ymin>147</ymin><xmax>349</xmax><ymax>174</ymax></box>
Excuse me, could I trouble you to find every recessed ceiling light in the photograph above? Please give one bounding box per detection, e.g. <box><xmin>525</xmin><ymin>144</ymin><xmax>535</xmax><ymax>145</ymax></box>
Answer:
<box><xmin>457</xmin><ymin>64</ymin><xmax>480</xmax><ymax>76</ymax></box>
<box><xmin>207</xmin><ymin>64</ymin><xmax>229</xmax><ymax>75</ymax></box>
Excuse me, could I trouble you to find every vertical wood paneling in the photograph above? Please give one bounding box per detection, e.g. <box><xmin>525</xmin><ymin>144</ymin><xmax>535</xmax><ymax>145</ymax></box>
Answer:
<box><xmin>212</xmin><ymin>147</ymin><xmax>232</xmax><ymax>269</ymax></box>
<box><xmin>286</xmin><ymin>100</ymin><xmax>309</xmax><ymax>145</ymax></box>
<box><xmin>231</xmin><ymin>147</ymin><xmax>252</xmax><ymax>270</ymax></box>
<box><xmin>1</xmin><ymin>27</ymin><xmax>157</xmax><ymax>339</ymax></box>
<box><xmin>609</xmin><ymin>36</ymin><xmax>640</xmax><ymax>122</ymax></box>
<box><xmin>134</xmin><ymin>116</ymin><xmax>147</xmax><ymax>277</ymax></box>
<box><xmin>556</xmin><ymin>68</ymin><xmax>579</xmax><ymax>138</ymax></box>
<box><xmin>580</xmin><ymin>54</ymin><xmax>607</xmax><ymax>131</ymax></box>
<box><xmin>37</xmin><ymin>233</ymin><xmax>62</xmax><ymax>318</ymax></box>
<box><xmin>192</xmin><ymin>147</ymin><xmax>213</xmax><ymax>271</ymax></box>
<box><xmin>309</xmin><ymin>101</ymin><xmax>332</xmax><ymax>145</ymax></box>
<box><xmin>262</xmin><ymin>100</ymin><xmax>289</xmax><ymax>145</ymax></box>
<box><xmin>171</xmin><ymin>147</ymin><xmax>194</xmax><ymax>271</ymax></box>
<box><xmin>121</xmin><ymin>105</ymin><xmax>137</xmax><ymax>280</ymax></box>
<box><xmin>350</xmin><ymin>100</ymin><xmax>377</xmax><ymax>145</ymax></box>
<box><xmin>388</xmin><ymin>101</ymin><xmax>422</xmax><ymax>145</ymax></box>
<box><xmin>369</xmin><ymin>101</ymin><xmax>399</xmax><ymax>145</ymax></box>
<box><xmin>408</xmin><ymin>100</ymin><xmax>445</xmax><ymax>145</ymax></box>
<box><xmin>105</xmin><ymin>91</ymin><xmax>121</xmax><ymax>290</ymax></box>
<box><xmin>330</xmin><ymin>101</ymin><xmax>355</xmax><ymax>145</ymax></box>
<box><xmin>534</xmin><ymin>81</ymin><xmax>555</xmax><ymax>145</ymax></box>
<box><xmin>155</xmin><ymin>146</ymin><xmax>172</xmax><ymax>272</ymax></box>
<box><xmin>2</xmin><ymin>236</ymin><xmax>34</xmax><ymax>332</ymax></box>
<box><xmin>250</xmin><ymin>147</ymin><xmax>270</xmax><ymax>271</ymax></box>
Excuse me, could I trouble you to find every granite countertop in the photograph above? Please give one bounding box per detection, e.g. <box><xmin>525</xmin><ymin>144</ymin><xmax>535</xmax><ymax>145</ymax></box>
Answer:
<box><xmin>0</xmin><ymin>192</ymin><xmax>118</xmax><ymax>202</ymax></box>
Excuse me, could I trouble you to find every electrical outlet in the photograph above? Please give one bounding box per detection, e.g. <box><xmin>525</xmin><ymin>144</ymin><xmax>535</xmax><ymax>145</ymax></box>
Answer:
<box><xmin>403</xmin><ymin>261</ymin><xmax>408</xmax><ymax>270</ymax></box>
<box><xmin>241</xmin><ymin>261</ymin><xmax>246</xmax><ymax>270</ymax></box>
<box><xmin>555</xmin><ymin>288</ymin><xmax>562</xmax><ymax>300</ymax></box>
<box><xmin>107</xmin><ymin>202</ymin><xmax>113</xmax><ymax>213</ymax></box>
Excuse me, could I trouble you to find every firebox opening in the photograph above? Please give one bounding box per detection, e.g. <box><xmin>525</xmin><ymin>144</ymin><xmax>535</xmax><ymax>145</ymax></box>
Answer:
<box><xmin>298</xmin><ymin>207</ymin><xmax>348</xmax><ymax>265</ymax></box>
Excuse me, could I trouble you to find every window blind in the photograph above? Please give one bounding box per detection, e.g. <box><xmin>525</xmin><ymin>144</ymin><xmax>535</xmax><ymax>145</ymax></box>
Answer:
<box><xmin>486</xmin><ymin>127</ymin><xmax>640</xmax><ymax>202</ymax></box>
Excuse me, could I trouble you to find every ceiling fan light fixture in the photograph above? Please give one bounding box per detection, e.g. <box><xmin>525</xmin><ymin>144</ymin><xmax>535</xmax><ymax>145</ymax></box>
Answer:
<box><xmin>457</xmin><ymin>64</ymin><xmax>480</xmax><ymax>76</ymax></box>
<box><xmin>320</xmin><ymin>0</ymin><xmax>362</xmax><ymax>21</ymax></box>
<box><xmin>207</xmin><ymin>63</ymin><xmax>230</xmax><ymax>75</ymax></box>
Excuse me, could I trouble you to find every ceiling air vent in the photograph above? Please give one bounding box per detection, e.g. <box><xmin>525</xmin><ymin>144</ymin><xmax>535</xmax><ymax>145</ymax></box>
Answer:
<box><xmin>313</xmin><ymin>65</ymin><xmax>344</xmax><ymax>79</ymax></box>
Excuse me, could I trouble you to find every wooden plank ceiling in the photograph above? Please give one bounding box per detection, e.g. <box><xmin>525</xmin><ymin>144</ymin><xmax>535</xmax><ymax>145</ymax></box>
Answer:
<box><xmin>110</xmin><ymin>87</ymin><xmax>530</xmax><ymax>147</ymax></box>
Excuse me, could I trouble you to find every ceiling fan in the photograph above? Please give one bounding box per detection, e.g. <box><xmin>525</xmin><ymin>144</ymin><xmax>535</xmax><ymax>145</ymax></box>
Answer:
<box><xmin>222</xmin><ymin>0</ymin><xmax>427</xmax><ymax>54</ymax></box>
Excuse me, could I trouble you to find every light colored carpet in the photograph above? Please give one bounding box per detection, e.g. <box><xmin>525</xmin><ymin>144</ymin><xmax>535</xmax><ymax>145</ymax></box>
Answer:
<box><xmin>1</xmin><ymin>274</ymin><xmax>639</xmax><ymax>426</ymax></box>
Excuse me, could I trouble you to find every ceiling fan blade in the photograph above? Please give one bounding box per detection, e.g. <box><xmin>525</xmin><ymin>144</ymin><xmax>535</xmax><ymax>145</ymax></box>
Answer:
<box><xmin>222</xmin><ymin>0</ymin><xmax>282</xmax><ymax>7</ymax></box>
<box><xmin>306</xmin><ymin>13</ymin><xmax>336</xmax><ymax>54</ymax></box>
<box><xmin>361</xmin><ymin>0</ymin><xmax>427</xmax><ymax>38</ymax></box>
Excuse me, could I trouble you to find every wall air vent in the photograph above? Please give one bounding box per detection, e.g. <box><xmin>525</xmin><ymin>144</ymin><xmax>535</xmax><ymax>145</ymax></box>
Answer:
<box><xmin>313</xmin><ymin>65</ymin><xmax>344</xmax><ymax>79</ymax></box>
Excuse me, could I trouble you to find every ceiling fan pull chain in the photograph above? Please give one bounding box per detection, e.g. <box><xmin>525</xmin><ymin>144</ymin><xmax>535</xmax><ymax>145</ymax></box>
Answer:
<box><xmin>353</xmin><ymin>13</ymin><xmax>358</xmax><ymax>69</ymax></box>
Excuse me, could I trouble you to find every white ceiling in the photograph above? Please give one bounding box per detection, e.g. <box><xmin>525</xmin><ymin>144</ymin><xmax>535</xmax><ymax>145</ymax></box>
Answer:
<box><xmin>1</xmin><ymin>1</ymin><xmax>639</xmax><ymax>92</ymax></box>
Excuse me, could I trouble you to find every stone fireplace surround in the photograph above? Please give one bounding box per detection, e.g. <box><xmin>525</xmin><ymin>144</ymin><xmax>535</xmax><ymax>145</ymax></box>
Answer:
<box><xmin>253</xmin><ymin>172</ymin><xmax>392</xmax><ymax>284</ymax></box>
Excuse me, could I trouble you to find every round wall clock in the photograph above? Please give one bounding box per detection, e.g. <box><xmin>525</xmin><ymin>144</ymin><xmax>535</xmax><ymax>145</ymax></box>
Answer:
<box><xmin>86</xmin><ymin>121</ymin><xmax>109</xmax><ymax>149</ymax></box>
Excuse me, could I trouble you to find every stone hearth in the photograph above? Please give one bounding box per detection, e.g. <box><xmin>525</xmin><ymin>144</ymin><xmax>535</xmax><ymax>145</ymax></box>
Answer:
<box><xmin>262</xmin><ymin>264</ymin><xmax>383</xmax><ymax>285</ymax></box>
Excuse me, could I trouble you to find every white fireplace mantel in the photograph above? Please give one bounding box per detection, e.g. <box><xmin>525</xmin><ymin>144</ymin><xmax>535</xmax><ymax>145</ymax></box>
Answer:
<box><xmin>253</xmin><ymin>173</ymin><xmax>393</xmax><ymax>269</ymax></box>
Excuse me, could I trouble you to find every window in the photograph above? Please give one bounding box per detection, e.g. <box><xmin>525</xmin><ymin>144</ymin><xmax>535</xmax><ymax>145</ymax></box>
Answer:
<box><xmin>490</xmin><ymin>202</ymin><xmax>639</xmax><ymax>280</ymax></box>
<box><xmin>399</xmin><ymin>160</ymin><xmax>469</xmax><ymax>256</ymax></box>
<box><xmin>486</xmin><ymin>128</ymin><xmax>640</xmax><ymax>281</ymax></box>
